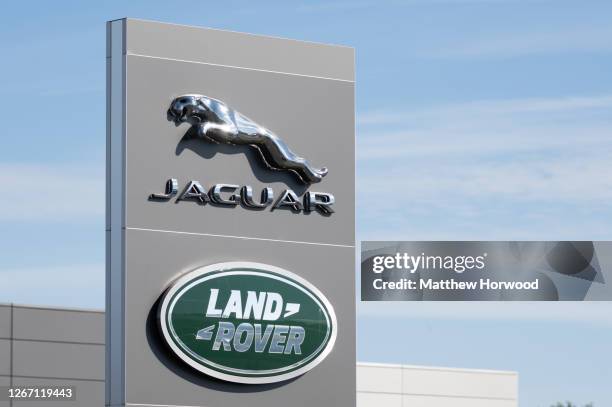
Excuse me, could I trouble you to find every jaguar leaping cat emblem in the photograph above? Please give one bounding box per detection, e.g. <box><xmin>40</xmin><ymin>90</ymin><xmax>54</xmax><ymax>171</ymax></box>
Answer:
<box><xmin>168</xmin><ymin>94</ymin><xmax>328</xmax><ymax>184</ymax></box>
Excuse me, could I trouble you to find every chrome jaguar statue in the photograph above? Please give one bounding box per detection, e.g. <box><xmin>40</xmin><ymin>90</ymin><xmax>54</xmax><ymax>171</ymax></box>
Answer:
<box><xmin>167</xmin><ymin>94</ymin><xmax>328</xmax><ymax>184</ymax></box>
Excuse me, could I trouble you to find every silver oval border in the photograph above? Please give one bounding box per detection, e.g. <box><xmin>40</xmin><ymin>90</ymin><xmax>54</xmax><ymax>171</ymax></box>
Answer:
<box><xmin>158</xmin><ymin>261</ymin><xmax>338</xmax><ymax>384</ymax></box>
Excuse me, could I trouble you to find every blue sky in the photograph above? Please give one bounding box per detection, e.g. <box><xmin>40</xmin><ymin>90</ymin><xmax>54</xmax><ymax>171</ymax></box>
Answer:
<box><xmin>1</xmin><ymin>1</ymin><xmax>612</xmax><ymax>406</ymax></box>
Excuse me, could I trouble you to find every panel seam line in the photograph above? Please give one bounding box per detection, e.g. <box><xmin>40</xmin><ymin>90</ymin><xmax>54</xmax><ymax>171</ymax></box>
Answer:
<box><xmin>11</xmin><ymin>338</ymin><xmax>105</xmax><ymax>346</ymax></box>
<box><xmin>126</xmin><ymin>52</ymin><xmax>354</xmax><ymax>83</ymax></box>
<box><xmin>126</xmin><ymin>227</ymin><xmax>355</xmax><ymax>248</ymax></box>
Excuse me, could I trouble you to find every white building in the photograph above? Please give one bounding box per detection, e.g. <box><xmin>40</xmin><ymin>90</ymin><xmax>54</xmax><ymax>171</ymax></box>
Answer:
<box><xmin>358</xmin><ymin>362</ymin><xmax>518</xmax><ymax>407</ymax></box>
<box><xmin>0</xmin><ymin>304</ymin><xmax>518</xmax><ymax>406</ymax></box>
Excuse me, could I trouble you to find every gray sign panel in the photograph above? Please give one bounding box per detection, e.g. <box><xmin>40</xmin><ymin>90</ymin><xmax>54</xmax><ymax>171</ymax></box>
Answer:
<box><xmin>107</xmin><ymin>18</ymin><xmax>355</xmax><ymax>407</ymax></box>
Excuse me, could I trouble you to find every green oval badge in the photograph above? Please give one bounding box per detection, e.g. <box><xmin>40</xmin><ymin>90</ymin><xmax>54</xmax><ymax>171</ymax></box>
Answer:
<box><xmin>159</xmin><ymin>262</ymin><xmax>337</xmax><ymax>384</ymax></box>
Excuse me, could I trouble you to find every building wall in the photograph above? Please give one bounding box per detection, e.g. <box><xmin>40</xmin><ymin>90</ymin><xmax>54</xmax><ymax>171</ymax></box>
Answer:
<box><xmin>357</xmin><ymin>363</ymin><xmax>518</xmax><ymax>407</ymax></box>
<box><xmin>0</xmin><ymin>305</ymin><xmax>518</xmax><ymax>407</ymax></box>
<box><xmin>0</xmin><ymin>304</ymin><xmax>105</xmax><ymax>407</ymax></box>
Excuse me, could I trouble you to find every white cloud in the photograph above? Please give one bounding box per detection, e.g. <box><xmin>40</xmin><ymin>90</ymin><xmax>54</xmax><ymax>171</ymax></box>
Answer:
<box><xmin>0</xmin><ymin>163</ymin><xmax>104</xmax><ymax>222</ymax></box>
<box><xmin>427</xmin><ymin>26</ymin><xmax>612</xmax><ymax>58</ymax></box>
<box><xmin>357</xmin><ymin>94</ymin><xmax>612</xmax><ymax>240</ymax></box>
<box><xmin>359</xmin><ymin>95</ymin><xmax>612</xmax><ymax>126</ymax></box>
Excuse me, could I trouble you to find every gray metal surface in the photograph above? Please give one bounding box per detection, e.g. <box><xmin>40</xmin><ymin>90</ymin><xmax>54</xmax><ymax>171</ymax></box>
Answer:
<box><xmin>108</xmin><ymin>18</ymin><xmax>355</xmax><ymax>407</ymax></box>
<box><xmin>106</xmin><ymin>18</ymin><xmax>126</xmax><ymax>407</ymax></box>
<box><xmin>12</xmin><ymin>307</ymin><xmax>104</xmax><ymax>344</ymax></box>
<box><xmin>13</xmin><ymin>341</ymin><xmax>104</xmax><ymax>380</ymax></box>
<box><xmin>0</xmin><ymin>340</ymin><xmax>9</xmax><ymax>376</ymax></box>
<box><xmin>0</xmin><ymin>305</ymin><xmax>105</xmax><ymax>407</ymax></box>
<box><xmin>124</xmin><ymin>53</ymin><xmax>354</xmax><ymax>245</ymax></box>
<box><xmin>0</xmin><ymin>306</ymin><xmax>10</xmax><ymax>339</ymax></box>
<box><xmin>0</xmin><ymin>377</ymin><xmax>8</xmax><ymax>407</ymax></box>
<box><xmin>124</xmin><ymin>229</ymin><xmax>355</xmax><ymax>406</ymax></box>
<box><xmin>120</xmin><ymin>19</ymin><xmax>354</xmax><ymax>82</ymax></box>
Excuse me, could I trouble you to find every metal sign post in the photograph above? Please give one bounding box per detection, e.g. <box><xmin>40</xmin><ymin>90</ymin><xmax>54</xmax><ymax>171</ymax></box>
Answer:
<box><xmin>106</xmin><ymin>18</ymin><xmax>355</xmax><ymax>407</ymax></box>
